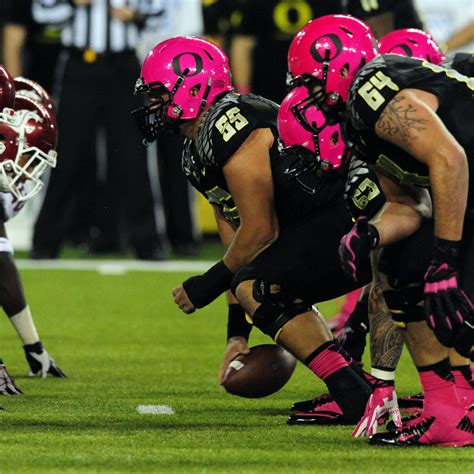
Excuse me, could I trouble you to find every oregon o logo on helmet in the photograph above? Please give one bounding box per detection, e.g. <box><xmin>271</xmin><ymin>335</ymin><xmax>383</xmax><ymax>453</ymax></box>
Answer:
<box><xmin>310</xmin><ymin>34</ymin><xmax>343</xmax><ymax>63</ymax></box>
<box><xmin>172</xmin><ymin>53</ymin><xmax>204</xmax><ymax>76</ymax></box>
<box><xmin>388</xmin><ymin>44</ymin><xmax>413</xmax><ymax>57</ymax></box>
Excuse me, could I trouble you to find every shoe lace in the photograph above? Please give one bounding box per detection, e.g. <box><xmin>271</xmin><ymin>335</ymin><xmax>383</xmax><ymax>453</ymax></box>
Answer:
<box><xmin>400</xmin><ymin>416</ymin><xmax>434</xmax><ymax>438</ymax></box>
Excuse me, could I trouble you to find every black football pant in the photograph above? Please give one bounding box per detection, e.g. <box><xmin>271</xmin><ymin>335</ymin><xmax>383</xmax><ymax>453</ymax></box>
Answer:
<box><xmin>232</xmin><ymin>195</ymin><xmax>372</xmax><ymax>305</ymax></box>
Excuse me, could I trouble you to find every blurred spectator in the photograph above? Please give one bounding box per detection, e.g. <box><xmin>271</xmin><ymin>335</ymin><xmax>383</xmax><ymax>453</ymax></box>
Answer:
<box><xmin>230</xmin><ymin>0</ymin><xmax>343</xmax><ymax>103</ymax></box>
<box><xmin>445</xmin><ymin>20</ymin><xmax>474</xmax><ymax>52</ymax></box>
<box><xmin>1</xmin><ymin>0</ymin><xmax>62</xmax><ymax>92</ymax></box>
<box><xmin>416</xmin><ymin>0</ymin><xmax>473</xmax><ymax>53</ymax></box>
<box><xmin>31</xmin><ymin>0</ymin><xmax>165</xmax><ymax>260</ymax></box>
<box><xmin>345</xmin><ymin>0</ymin><xmax>424</xmax><ymax>39</ymax></box>
<box><xmin>201</xmin><ymin>0</ymin><xmax>237</xmax><ymax>49</ymax></box>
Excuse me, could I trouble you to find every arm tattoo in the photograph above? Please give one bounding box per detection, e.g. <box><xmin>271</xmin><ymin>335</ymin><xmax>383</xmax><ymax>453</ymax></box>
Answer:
<box><xmin>369</xmin><ymin>251</ymin><xmax>404</xmax><ymax>370</ymax></box>
<box><xmin>376</xmin><ymin>95</ymin><xmax>429</xmax><ymax>151</ymax></box>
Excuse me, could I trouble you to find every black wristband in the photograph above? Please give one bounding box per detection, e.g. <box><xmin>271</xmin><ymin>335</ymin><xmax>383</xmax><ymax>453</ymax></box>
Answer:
<box><xmin>432</xmin><ymin>237</ymin><xmax>461</xmax><ymax>266</ymax></box>
<box><xmin>227</xmin><ymin>304</ymin><xmax>252</xmax><ymax>341</ymax></box>
<box><xmin>182</xmin><ymin>260</ymin><xmax>234</xmax><ymax>309</ymax></box>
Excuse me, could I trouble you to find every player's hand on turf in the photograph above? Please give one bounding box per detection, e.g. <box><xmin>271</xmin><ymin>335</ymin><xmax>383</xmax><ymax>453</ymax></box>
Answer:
<box><xmin>352</xmin><ymin>383</ymin><xmax>401</xmax><ymax>438</ymax></box>
<box><xmin>0</xmin><ymin>362</ymin><xmax>23</xmax><ymax>395</ymax></box>
<box><xmin>24</xmin><ymin>342</ymin><xmax>67</xmax><ymax>378</ymax></box>
<box><xmin>172</xmin><ymin>284</ymin><xmax>196</xmax><ymax>314</ymax></box>
<box><xmin>424</xmin><ymin>238</ymin><xmax>474</xmax><ymax>348</ymax></box>
<box><xmin>219</xmin><ymin>337</ymin><xmax>250</xmax><ymax>385</ymax></box>
<box><xmin>339</xmin><ymin>217</ymin><xmax>379</xmax><ymax>282</ymax></box>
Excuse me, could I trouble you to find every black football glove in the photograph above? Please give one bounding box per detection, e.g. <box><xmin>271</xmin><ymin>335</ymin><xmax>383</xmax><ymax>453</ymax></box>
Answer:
<box><xmin>339</xmin><ymin>217</ymin><xmax>379</xmax><ymax>282</ymax></box>
<box><xmin>424</xmin><ymin>238</ymin><xmax>474</xmax><ymax>348</ymax></box>
<box><xmin>453</xmin><ymin>315</ymin><xmax>474</xmax><ymax>358</ymax></box>
<box><xmin>24</xmin><ymin>341</ymin><xmax>66</xmax><ymax>378</ymax></box>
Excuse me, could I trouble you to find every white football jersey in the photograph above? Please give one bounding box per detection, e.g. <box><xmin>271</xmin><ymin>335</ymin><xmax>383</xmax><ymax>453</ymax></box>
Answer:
<box><xmin>0</xmin><ymin>182</ymin><xmax>30</xmax><ymax>221</ymax></box>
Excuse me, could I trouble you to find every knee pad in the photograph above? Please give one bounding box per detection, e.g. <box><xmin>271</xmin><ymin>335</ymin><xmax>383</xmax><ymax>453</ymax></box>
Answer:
<box><xmin>251</xmin><ymin>279</ymin><xmax>312</xmax><ymax>340</ymax></box>
<box><xmin>382</xmin><ymin>285</ymin><xmax>424</xmax><ymax>329</ymax></box>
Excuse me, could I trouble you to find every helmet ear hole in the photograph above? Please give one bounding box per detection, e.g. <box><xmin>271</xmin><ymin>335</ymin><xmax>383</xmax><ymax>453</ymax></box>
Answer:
<box><xmin>340</xmin><ymin>65</ymin><xmax>349</xmax><ymax>78</ymax></box>
<box><xmin>190</xmin><ymin>85</ymin><xmax>201</xmax><ymax>97</ymax></box>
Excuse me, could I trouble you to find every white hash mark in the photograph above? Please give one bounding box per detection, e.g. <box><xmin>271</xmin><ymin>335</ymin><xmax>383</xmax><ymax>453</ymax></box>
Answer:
<box><xmin>137</xmin><ymin>405</ymin><xmax>175</xmax><ymax>415</ymax></box>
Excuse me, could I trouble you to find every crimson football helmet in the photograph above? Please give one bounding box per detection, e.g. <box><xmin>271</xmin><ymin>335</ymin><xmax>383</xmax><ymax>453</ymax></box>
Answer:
<box><xmin>14</xmin><ymin>77</ymin><xmax>57</xmax><ymax>125</ymax></box>
<box><xmin>278</xmin><ymin>86</ymin><xmax>349</xmax><ymax>195</ymax></box>
<box><xmin>0</xmin><ymin>65</ymin><xmax>15</xmax><ymax>110</ymax></box>
<box><xmin>133</xmin><ymin>36</ymin><xmax>233</xmax><ymax>143</ymax></box>
<box><xmin>0</xmin><ymin>96</ymin><xmax>57</xmax><ymax>201</ymax></box>
<box><xmin>287</xmin><ymin>15</ymin><xmax>378</xmax><ymax>121</ymax></box>
<box><xmin>379</xmin><ymin>28</ymin><xmax>446</xmax><ymax>65</ymax></box>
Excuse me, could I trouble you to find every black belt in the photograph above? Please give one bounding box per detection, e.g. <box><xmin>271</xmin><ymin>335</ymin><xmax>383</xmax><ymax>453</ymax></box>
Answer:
<box><xmin>68</xmin><ymin>47</ymin><xmax>135</xmax><ymax>63</ymax></box>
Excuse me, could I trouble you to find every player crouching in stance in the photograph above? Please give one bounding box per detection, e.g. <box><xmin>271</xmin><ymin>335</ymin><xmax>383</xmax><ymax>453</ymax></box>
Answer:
<box><xmin>134</xmin><ymin>36</ymin><xmax>376</xmax><ymax>425</ymax></box>
<box><xmin>287</xmin><ymin>14</ymin><xmax>473</xmax><ymax>446</ymax></box>
<box><xmin>0</xmin><ymin>66</ymin><xmax>65</xmax><ymax>396</ymax></box>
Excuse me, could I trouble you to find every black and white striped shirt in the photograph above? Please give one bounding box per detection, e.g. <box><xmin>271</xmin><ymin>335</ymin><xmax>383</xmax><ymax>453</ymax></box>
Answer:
<box><xmin>32</xmin><ymin>0</ymin><xmax>168</xmax><ymax>53</ymax></box>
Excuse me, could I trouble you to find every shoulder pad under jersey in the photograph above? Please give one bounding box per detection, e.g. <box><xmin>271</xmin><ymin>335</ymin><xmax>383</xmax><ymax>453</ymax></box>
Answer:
<box><xmin>347</xmin><ymin>56</ymin><xmax>402</xmax><ymax>132</ymax></box>
<box><xmin>195</xmin><ymin>93</ymin><xmax>275</xmax><ymax>167</ymax></box>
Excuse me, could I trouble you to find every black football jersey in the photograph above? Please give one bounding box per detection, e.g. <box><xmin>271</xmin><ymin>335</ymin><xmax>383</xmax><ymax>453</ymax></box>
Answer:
<box><xmin>443</xmin><ymin>52</ymin><xmax>474</xmax><ymax>78</ymax></box>
<box><xmin>344</xmin><ymin>157</ymin><xmax>385</xmax><ymax>219</ymax></box>
<box><xmin>182</xmin><ymin>92</ymin><xmax>344</xmax><ymax>228</ymax></box>
<box><xmin>346</xmin><ymin>54</ymin><xmax>474</xmax><ymax>189</ymax></box>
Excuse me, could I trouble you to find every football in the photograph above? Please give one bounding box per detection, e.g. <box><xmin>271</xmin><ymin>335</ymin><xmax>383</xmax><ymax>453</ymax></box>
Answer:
<box><xmin>222</xmin><ymin>344</ymin><xmax>297</xmax><ymax>398</ymax></box>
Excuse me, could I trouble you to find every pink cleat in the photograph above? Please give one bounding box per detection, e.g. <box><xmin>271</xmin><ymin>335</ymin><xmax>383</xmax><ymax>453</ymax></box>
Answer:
<box><xmin>370</xmin><ymin>410</ymin><xmax>474</xmax><ymax>446</ymax></box>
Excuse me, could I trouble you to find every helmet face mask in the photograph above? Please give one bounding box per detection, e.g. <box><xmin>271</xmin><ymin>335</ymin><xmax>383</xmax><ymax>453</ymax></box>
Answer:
<box><xmin>278</xmin><ymin>86</ymin><xmax>349</xmax><ymax>195</ymax></box>
<box><xmin>133</xmin><ymin>80</ymin><xmax>183</xmax><ymax>142</ymax></box>
<box><xmin>0</xmin><ymin>103</ymin><xmax>57</xmax><ymax>202</ymax></box>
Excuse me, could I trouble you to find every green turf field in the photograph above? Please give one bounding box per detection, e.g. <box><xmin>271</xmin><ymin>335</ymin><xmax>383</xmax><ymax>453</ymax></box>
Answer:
<box><xmin>0</xmin><ymin>267</ymin><xmax>472</xmax><ymax>473</ymax></box>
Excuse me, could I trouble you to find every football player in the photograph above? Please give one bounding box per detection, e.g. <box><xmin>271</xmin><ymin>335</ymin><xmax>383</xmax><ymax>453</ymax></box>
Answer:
<box><xmin>276</xmin><ymin>84</ymin><xmax>425</xmax><ymax>429</ymax></box>
<box><xmin>0</xmin><ymin>66</ymin><xmax>65</xmax><ymax>392</ymax></box>
<box><xmin>287</xmin><ymin>14</ymin><xmax>473</xmax><ymax>446</ymax></box>
<box><xmin>291</xmin><ymin>26</ymin><xmax>461</xmax><ymax>430</ymax></box>
<box><xmin>134</xmin><ymin>36</ymin><xmax>378</xmax><ymax>425</ymax></box>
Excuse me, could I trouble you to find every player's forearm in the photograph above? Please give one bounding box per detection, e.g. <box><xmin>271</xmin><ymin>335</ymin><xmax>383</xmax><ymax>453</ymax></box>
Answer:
<box><xmin>429</xmin><ymin>150</ymin><xmax>468</xmax><ymax>240</ymax></box>
<box><xmin>368</xmin><ymin>251</ymin><xmax>404</xmax><ymax>374</ymax></box>
<box><xmin>370</xmin><ymin>201</ymin><xmax>424</xmax><ymax>247</ymax></box>
<box><xmin>223</xmin><ymin>224</ymin><xmax>278</xmax><ymax>273</ymax></box>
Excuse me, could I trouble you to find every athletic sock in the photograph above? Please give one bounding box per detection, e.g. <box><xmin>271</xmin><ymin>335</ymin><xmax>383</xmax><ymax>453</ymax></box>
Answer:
<box><xmin>417</xmin><ymin>358</ymin><xmax>464</xmax><ymax>420</ymax></box>
<box><xmin>305</xmin><ymin>340</ymin><xmax>371</xmax><ymax>422</ymax></box>
<box><xmin>10</xmin><ymin>306</ymin><xmax>40</xmax><ymax>345</ymax></box>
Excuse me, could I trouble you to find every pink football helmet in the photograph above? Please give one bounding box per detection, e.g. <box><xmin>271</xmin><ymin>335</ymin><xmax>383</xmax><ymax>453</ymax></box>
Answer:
<box><xmin>0</xmin><ymin>65</ymin><xmax>15</xmax><ymax>110</ymax></box>
<box><xmin>0</xmin><ymin>96</ymin><xmax>57</xmax><ymax>201</ymax></box>
<box><xmin>14</xmin><ymin>76</ymin><xmax>57</xmax><ymax>125</ymax></box>
<box><xmin>379</xmin><ymin>28</ymin><xmax>445</xmax><ymax>65</ymax></box>
<box><xmin>133</xmin><ymin>36</ymin><xmax>233</xmax><ymax>143</ymax></box>
<box><xmin>288</xmin><ymin>15</ymin><xmax>378</xmax><ymax>119</ymax></box>
<box><xmin>278</xmin><ymin>86</ymin><xmax>349</xmax><ymax>195</ymax></box>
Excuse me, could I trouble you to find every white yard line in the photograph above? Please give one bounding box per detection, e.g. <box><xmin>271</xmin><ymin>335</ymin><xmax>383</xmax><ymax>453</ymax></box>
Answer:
<box><xmin>137</xmin><ymin>404</ymin><xmax>175</xmax><ymax>415</ymax></box>
<box><xmin>16</xmin><ymin>259</ymin><xmax>215</xmax><ymax>273</ymax></box>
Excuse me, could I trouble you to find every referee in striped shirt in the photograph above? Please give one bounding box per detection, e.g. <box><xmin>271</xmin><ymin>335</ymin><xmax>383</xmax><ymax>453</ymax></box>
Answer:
<box><xmin>31</xmin><ymin>0</ymin><xmax>167</xmax><ymax>260</ymax></box>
